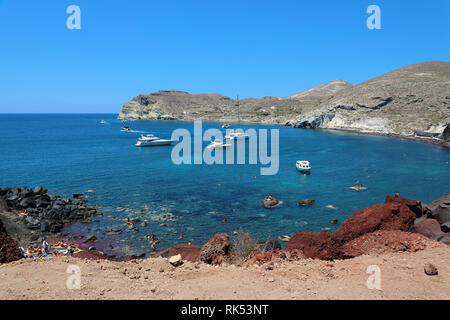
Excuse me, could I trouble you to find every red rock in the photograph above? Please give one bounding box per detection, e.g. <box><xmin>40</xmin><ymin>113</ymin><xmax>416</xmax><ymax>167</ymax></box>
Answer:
<box><xmin>153</xmin><ymin>244</ymin><xmax>201</xmax><ymax>262</ymax></box>
<box><xmin>0</xmin><ymin>217</ymin><xmax>23</xmax><ymax>263</ymax></box>
<box><xmin>385</xmin><ymin>195</ymin><xmax>424</xmax><ymax>217</ymax></box>
<box><xmin>286</xmin><ymin>232</ymin><xmax>336</xmax><ymax>260</ymax></box>
<box><xmin>287</xmin><ymin>200</ymin><xmax>416</xmax><ymax>260</ymax></box>
<box><xmin>333</xmin><ymin>202</ymin><xmax>416</xmax><ymax>244</ymax></box>
<box><xmin>200</xmin><ymin>233</ymin><xmax>235</xmax><ymax>265</ymax></box>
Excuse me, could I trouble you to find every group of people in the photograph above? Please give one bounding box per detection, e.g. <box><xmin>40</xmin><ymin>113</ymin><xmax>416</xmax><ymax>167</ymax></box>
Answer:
<box><xmin>145</xmin><ymin>234</ymin><xmax>159</xmax><ymax>250</ymax></box>
<box><xmin>25</xmin><ymin>239</ymin><xmax>74</xmax><ymax>259</ymax></box>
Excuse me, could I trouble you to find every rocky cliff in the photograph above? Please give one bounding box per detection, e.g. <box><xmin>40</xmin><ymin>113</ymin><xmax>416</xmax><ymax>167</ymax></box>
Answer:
<box><xmin>118</xmin><ymin>62</ymin><xmax>450</xmax><ymax>144</ymax></box>
<box><xmin>118</xmin><ymin>80</ymin><xmax>352</xmax><ymax>124</ymax></box>
<box><xmin>286</xmin><ymin>61</ymin><xmax>450</xmax><ymax>140</ymax></box>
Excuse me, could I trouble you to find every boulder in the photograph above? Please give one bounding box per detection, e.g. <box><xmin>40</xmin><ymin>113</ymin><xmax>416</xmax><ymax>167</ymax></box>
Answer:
<box><xmin>19</xmin><ymin>197</ymin><xmax>35</xmax><ymax>208</ymax></box>
<box><xmin>298</xmin><ymin>199</ymin><xmax>315</xmax><ymax>206</ymax></box>
<box><xmin>84</xmin><ymin>235</ymin><xmax>97</xmax><ymax>243</ymax></box>
<box><xmin>424</xmin><ymin>263</ymin><xmax>438</xmax><ymax>276</ymax></box>
<box><xmin>33</xmin><ymin>186</ymin><xmax>47</xmax><ymax>195</ymax></box>
<box><xmin>40</xmin><ymin>220</ymin><xmax>49</xmax><ymax>232</ymax></box>
<box><xmin>411</xmin><ymin>218</ymin><xmax>444</xmax><ymax>241</ymax></box>
<box><xmin>425</xmin><ymin>194</ymin><xmax>450</xmax><ymax>224</ymax></box>
<box><xmin>200</xmin><ymin>233</ymin><xmax>235</xmax><ymax>265</ymax></box>
<box><xmin>153</xmin><ymin>244</ymin><xmax>201</xmax><ymax>262</ymax></box>
<box><xmin>25</xmin><ymin>217</ymin><xmax>40</xmax><ymax>230</ymax></box>
<box><xmin>169</xmin><ymin>254</ymin><xmax>183</xmax><ymax>267</ymax></box>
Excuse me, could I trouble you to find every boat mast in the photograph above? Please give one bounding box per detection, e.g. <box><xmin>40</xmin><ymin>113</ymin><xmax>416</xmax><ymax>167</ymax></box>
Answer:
<box><xmin>236</xmin><ymin>95</ymin><xmax>240</xmax><ymax>128</ymax></box>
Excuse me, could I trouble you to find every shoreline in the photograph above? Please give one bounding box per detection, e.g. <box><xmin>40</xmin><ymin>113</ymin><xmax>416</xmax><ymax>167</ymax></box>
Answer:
<box><xmin>119</xmin><ymin>117</ymin><xmax>450</xmax><ymax>149</ymax></box>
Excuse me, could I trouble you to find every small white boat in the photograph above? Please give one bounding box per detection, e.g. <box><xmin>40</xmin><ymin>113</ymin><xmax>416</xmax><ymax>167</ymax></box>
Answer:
<box><xmin>225</xmin><ymin>129</ymin><xmax>249</xmax><ymax>140</ymax></box>
<box><xmin>222</xmin><ymin>124</ymin><xmax>230</xmax><ymax>128</ymax></box>
<box><xmin>121</xmin><ymin>126</ymin><xmax>131</xmax><ymax>132</ymax></box>
<box><xmin>100</xmin><ymin>120</ymin><xmax>106</xmax><ymax>124</ymax></box>
<box><xmin>296</xmin><ymin>160</ymin><xmax>311</xmax><ymax>173</ymax></box>
<box><xmin>206</xmin><ymin>140</ymin><xmax>232</xmax><ymax>149</ymax></box>
<box><xmin>135</xmin><ymin>136</ymin><xmax>173</xmax><ymax>147</ymax></box>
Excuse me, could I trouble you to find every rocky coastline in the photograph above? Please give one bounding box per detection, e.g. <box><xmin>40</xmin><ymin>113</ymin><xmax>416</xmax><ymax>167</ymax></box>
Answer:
<box><xmin>2</xmin><ymin>186</ymin><xmax>448</xmax><ymax>267</ymax></box>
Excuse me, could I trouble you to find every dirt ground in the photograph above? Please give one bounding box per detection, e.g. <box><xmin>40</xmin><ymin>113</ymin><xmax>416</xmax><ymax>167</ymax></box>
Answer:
<box><xmin>1</xmin><ymin>241</ymin><xmax>449</xmax><ymax>300</ymax></box>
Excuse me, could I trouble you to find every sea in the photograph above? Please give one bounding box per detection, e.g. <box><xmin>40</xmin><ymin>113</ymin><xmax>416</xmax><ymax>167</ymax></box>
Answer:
<box><xmin>1</xmin><ymin>114</ymin><xmax>449</xmax><ymax>257</ymax></box>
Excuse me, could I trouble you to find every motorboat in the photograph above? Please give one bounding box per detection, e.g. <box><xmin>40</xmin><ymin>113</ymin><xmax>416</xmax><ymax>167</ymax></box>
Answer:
<box><xmin>296</xmin><ymin>160</ymin><xmax>311</xmax><ymax>173</ymax></box>
<box><xmin>135</xmin><ymin>137</ymin><xmax>173</xmax><ymax>147</ymax></box>
<box><xmin>121</xmin><ymin>126</ymin><xmax>132</xmax><ymax>132</ymax></box>
<box><xmin>225</xmin><ymin>129</ymin><xmax>249</xmax><ymax>140</ymax></box>
<box><xmin>206</xmin><ymin>139</ymin><xmax>232</xmax><ymax>149</ymax></box>
<box><xmin>222</xmin><ymin>124</ymin><xmax>230</xmax><ymax>128</ymax></box>
<box><xmin>100</xmin><ymin>120</ymin><xmax>106</xmax><ymax>124</ymax></box>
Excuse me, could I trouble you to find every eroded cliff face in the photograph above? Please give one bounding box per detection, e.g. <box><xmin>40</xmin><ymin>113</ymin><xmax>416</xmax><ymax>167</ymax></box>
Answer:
<box><xmin>117</xmin><ymin>81</ymin><xmax>353</xmax><ymax>124</ymax></box>
<box><xmin>118</xmin><ymin>62</ymin><xmax>449</xmax><ymax>139</ymax></box>
<box><xmin>286</xmin><ymin>61</ymin><xmax>450</xmax><ymax>136</ymax></box>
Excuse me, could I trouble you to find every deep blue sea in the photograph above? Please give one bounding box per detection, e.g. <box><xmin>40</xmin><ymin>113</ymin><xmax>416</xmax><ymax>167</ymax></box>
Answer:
<box><xmin>1</xmin><ymin>114</ymin><xmax>449</xmax><ymax>257</ymax></box>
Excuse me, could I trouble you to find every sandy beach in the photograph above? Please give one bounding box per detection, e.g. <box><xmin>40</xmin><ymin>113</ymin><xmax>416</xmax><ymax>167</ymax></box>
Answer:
<box><xmin>1</xmin><ymin>240</ymin><xmax>449</xmax><ymax>300</ymax></box>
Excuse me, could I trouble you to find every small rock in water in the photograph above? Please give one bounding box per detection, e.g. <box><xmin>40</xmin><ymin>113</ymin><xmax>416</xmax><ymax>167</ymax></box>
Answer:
<box><xmin>169</xmin><ymin>254</ymin><xmax>183</xmax><ymax>267</ymax></box>
<box><xmin>298</xmin><ymin>199</ymin><xmax>315</xmax><ymax>206</ymax></box>
<box><xmin>424</xmin><ymin>263</ymin><xmax>438</xmax><ymax>276</ymax></box>
<box><xmin>84</xmin><ymin>235</ymin><xmax>97</xmax><ymax>243</ymax></box>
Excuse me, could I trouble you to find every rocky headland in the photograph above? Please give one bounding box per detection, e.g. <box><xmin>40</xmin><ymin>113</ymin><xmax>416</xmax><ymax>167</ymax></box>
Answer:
<box><xmin>118</xmin><ymin>61</ymin><xmax>450</xmax><ymax>147</ymax></box>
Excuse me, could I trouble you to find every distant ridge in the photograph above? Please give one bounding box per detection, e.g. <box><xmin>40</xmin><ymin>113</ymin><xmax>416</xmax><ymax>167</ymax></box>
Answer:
<box><xmin>286</xmin><ymin>61</ymin><xmax>450</xmax><ymax>138</ymax></box>
<box><xmin>118</xmin><ymin>61</ymin><xmax>450</xmax><ymax>140</ymax></box>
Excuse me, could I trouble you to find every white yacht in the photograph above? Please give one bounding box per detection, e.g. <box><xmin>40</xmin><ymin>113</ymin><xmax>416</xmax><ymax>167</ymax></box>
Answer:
<box><xmin>135</xmin><ymin>135</ymin><xmax>173</xmax><ymax>147</ymax></box>
<box><xmin>206</xmin><ymin>139</ymin><xmax>232</xmax><ymax>149</ymax></box>
<box><xmin>296</xmin><ymin>161</ymin><xmax>311</xmax><ymax>173</ymax></box>
<box><xmin>225</xmin><ymin>129</ymin><xmax>249</xmax><ymax>140</ymax></box>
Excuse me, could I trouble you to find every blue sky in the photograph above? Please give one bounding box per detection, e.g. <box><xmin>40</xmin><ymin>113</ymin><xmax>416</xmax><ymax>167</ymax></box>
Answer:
<box><xmin>0</xmin><ymin>0</ymin><xmax>448</xmax><ymax>113</ymax></box>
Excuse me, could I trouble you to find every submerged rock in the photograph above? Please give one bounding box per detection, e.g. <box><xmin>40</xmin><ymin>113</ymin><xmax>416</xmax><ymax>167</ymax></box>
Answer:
<box><xmin>298</xmin><ymin>199</ymin><xmax>315</xmax><ymax>206</ymax></box>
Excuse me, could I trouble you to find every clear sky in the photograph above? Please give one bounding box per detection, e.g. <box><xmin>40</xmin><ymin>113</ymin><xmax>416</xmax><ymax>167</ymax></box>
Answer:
<box><xmin>0</xmin><ymin>0</ymin><xmax>448</xmax><ymax>113</ymax></box>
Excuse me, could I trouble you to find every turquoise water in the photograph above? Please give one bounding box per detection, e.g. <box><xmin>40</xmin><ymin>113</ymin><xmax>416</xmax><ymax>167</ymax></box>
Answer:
<box><xmin>1</xmin><ymin>114</ymin><xmax>449</xmax><ymax>257</ymax></box>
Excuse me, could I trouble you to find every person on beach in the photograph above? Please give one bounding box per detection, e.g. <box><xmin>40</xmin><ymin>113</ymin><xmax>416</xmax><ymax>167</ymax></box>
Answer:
<box><xmin>42</xmin><ymin>240</ymin><xmax>49</xmax><ymax>253</ymax></box>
